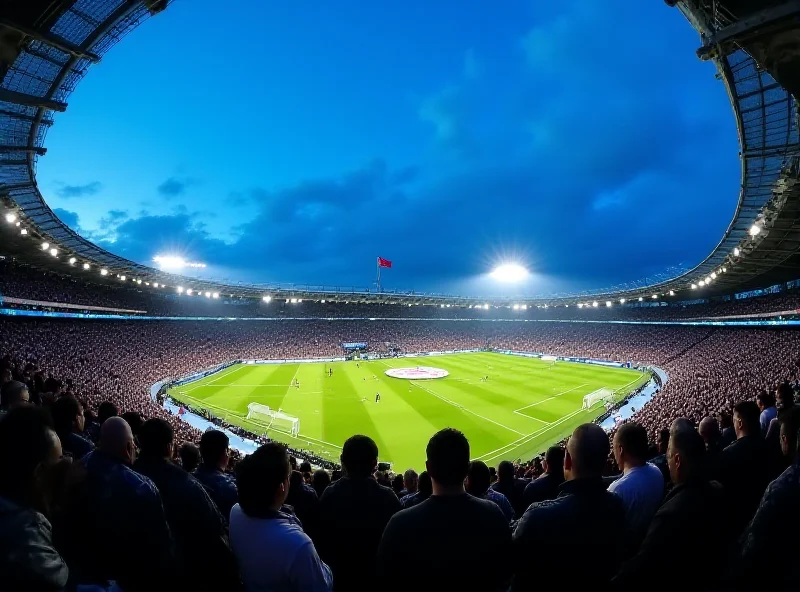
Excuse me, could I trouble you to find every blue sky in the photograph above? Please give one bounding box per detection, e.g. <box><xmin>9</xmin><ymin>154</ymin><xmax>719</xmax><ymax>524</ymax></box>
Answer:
<box><xmin>38</xmin><ymin>0</ymin><xmax>740</xmax><ymax>296</ymax></box>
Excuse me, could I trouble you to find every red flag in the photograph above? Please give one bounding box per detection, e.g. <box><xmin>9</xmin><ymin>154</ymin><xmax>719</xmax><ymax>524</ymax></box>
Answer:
<box><xmin>378</xmin><ymin>257</ymin><xmax>392</xmax><ymax>269</ymax></box>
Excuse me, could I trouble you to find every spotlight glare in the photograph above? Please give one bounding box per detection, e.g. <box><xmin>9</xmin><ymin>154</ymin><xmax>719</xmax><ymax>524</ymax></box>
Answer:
<box><xmin>263</xmin><ymin>295</ymin><xmax>271</xmax><ymax>303</ymax></box>
<box><xmin>177</xmin><ymin>286</ymin><xmax>184</xmax><ymax>294</ymax></box>
<box><xmin>205</xmin><ymin>291</ymin><xmax>211</xmax><ymax>298</ymax></box>
<box><xmin>521</xmin><ymin>304</ymin><xmax>527</xmax><ymax>310</ymax></box>
<box><xmin>619</xmin><ymin>298</ymin><xmax>626</xmax><ymax>304</ymax></box>
<box><xmin>490</xmin><ymin>263</ymin><xmax>529</xmax><ymax>283</ymax></box>
<box><xmin>20</xmin><ymin>228</ymin><xmax>28</xmax><ymax>235</ymax></box>
<box><xmin>83</xmin><ymin>263</ymin><xmax>90</xmax><ymax>270</ymax></box>
<box><xmin>605</xmin><ymin>301</ymin><xmax>612</xmax><ymax>307</ymax></box>
<box><xmin>592</xmin><ymin>301</ymin><xmax>598</xmax><ymax>308</ymax></box>
<box><xmin>578</xmin><ymin>303</ymin><xmax>584</xmax><ymax>309</ymax></box>
<box><xmin>49</xmin><ymin>248</ymin><xmax>58</xmax><ymax>257</ymax></box>
<box><xmin>186</xmin><ymin>288</ymin><xmax>192</xmax><ymax>295</ymax></box>
<box><xmin>710</xmin><ymin>272</ymin><xmax>717</xmax><ymax>279</ymax></box>
<box><xmin>68</xmin><ymin>257</ymin><xmax>76</xmax><ymax>265</ymax></box>
<box><xmin>100</xmin><ymin>268</ymin><xmax>108</xmax><ymax>276</ymax></box>
<box><xmin>734</xmin><ymin>247</ymin><xmax>740</xmax><ymax>256</ymax></box>
<box><xmin>212</xmin><ymin>292</ymin><xmax>219</xmax><ymax>298</ymax></box>
<box><xmin>120</xmin><ymin>275</ymin><xmax>126</xmax><ymax>281</ymax></box>
<box><xmin>652</xmin><ymin>294</ymin><xmax>658</xmax><ymax>299</ymax></box>
<box><xmin>691</xmin><ymin>283</ymin><xmax>697</xmax><ymax>289</ymax></box>
<box><xmin>638</xmin><ymin>297</ymin><xmax>643</xmax><ymax>302</ymax></box>
<box><xmin>5</xmin><ymin>213</ymin><xmax>16</xmax><ymax>223</ymax></box>
<box><xmin>749</xmin><ymin>224</ymin><xmax>761</xmax><ymax>237</ymax></box>
<box><xmin>483</xmin><ymin>304</ymin><xmax>489</xmax><ymax>310</ymax></box>
<box><xmin>41</xmin><ymin>242</ymin><xmax>49</xmax><ymax>250</ymax></box>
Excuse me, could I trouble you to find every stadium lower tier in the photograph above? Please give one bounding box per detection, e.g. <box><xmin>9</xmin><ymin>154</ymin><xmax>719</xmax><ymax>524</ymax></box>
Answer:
<box><xmin>2</xmin><ymin>318</ymin><xmax>799</xmax><ymax>467</ymax></box>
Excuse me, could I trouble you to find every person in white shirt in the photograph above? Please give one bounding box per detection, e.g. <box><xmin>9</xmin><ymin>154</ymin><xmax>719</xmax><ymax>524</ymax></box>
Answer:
<box><xmin>230</xmin><ymin>443</ymin><xmax>333</xmax><ymax>592</ymax></box>
<box><xmin>608</xmin><ymin>422</ymin><xmax>665</xmax><ymax>556</ymax></box>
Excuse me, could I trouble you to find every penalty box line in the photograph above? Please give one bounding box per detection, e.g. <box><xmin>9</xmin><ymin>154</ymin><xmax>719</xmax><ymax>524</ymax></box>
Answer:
<box><xmin>512</xmin><ymin>383</ymin><xmax>589</xmax><ymax>417</ymax></box>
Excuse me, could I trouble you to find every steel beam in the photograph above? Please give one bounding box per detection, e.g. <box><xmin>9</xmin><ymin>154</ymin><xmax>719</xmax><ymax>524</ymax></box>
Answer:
<box><xmin>0</xmin><ymin>144</ymin><xmax>46</xmax><ymax>155</ymax></box>
<box><xmin>0</xmin><ymin>20</ymin><xmax>101</xmax><ymax>63</ymax></box>
<box><xmin>0</xmin><ymin>88</ymin><xmax>66</xmax><ymax>112</ymax></box>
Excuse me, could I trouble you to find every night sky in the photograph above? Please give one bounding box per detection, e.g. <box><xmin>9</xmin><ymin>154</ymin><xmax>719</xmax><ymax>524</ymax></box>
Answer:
<box><xmin>37</xmin><ymin>0</ymin><xmax>740</xmax><ymax>296</ymax></box>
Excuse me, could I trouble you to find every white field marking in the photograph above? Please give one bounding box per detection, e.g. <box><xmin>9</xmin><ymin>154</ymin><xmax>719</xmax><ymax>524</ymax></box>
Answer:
<box><xmin>475</xmin><ymin>407</ymin><xmax>586</xmax><ymax>463</ymax></box>
<box><xmin>513</xmin><ymin>383</ymin><xmax>589</xmax><ymax>415</ymax></box>
<box><xmin>195</xmin><ymin>383</ymin><xmax>308</xmax><ymax>387</ymax></box>
<box><xmin>215</xmin><ymin>390</ymin><xmax>324</xmax><ymax>398</ymax></box>
<box><xmin>295</xmin><ymin>433</ymin><xmax>343</xmax><ymax>450</ymax></box>
<box><xmin>410</xmin><ymin>380</ymin><xmax>526</xmax><ymax>436</ymax></box>
<box><xmin>204</xmin><ymin>364</ymin><xmax>246</xmax><ymax>385</ymax></box>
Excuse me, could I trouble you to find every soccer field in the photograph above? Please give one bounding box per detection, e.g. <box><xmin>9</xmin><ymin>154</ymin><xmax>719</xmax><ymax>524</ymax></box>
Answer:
<box><xmin>169</xmin><ymin>353</ymin><xmax>648</xmax><ymax>470</ymax></box>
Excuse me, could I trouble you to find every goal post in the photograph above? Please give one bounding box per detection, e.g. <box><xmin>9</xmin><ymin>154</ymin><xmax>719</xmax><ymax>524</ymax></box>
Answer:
<box><xmin>246</xmin><ymin>402</ymin><xmax>300</xmax><ymax>437</ymax></box>
<box><xmin>582</xmin><ymin>388</ymin><xmax>615</xmax><ymax>410</ymax></box>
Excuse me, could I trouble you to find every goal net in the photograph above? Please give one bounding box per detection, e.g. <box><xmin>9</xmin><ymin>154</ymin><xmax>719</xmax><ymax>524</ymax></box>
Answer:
<box><xmin>246</xmin><ymin>403</ymin><xmax>300</xmax><ymax>437</ymax></box>
<box><xmin>582</xmin><ymin>388</ymin><xmax>615</xmax><ymax>410</ymax></box>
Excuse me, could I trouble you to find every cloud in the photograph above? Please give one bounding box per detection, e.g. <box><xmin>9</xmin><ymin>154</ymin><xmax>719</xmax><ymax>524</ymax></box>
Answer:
<box><xmin>56</xmin><ymin>181</ymin><xmax>102</xmax><ymax>199</ymax></box>
<box><xmin>157</xmin><ymin>177</ymin><xmax>196</xmax><ymax>199</ymax></box>
<box><xmin>53</xmin><ymin>208</ymin><xmax>81</xmax><ymax>229</ymax></box>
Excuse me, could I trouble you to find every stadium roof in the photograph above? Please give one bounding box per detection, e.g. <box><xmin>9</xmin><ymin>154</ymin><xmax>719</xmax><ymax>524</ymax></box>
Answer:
<box><xmin>1</xmin><ymin>0</ymin><xmax>800</xmax><ymax>306</ymax></box>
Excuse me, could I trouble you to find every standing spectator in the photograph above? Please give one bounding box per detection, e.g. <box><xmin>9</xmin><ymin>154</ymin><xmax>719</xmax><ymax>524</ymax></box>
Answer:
<box><xmin>178</xmin><ymin>442</ymin><xmax>201</xmax><ymax>473</ymax></box>
<box><xmin>0</xmin><ymin>380</ymin><xmax>30</xmax><ymax>416</ymax></box>
<box><xmin>318</xmin><ymin>435</ymin><xmax>400</xmax><ymax>591</ymax></box>
<box><xmin>756</xmin><ymin>392</ymin><xmax>777</xmax><ymax>436</ymax></box>
<box><xmin>523</xmin><ymin>446</ymin><xmax>565</xmax><ymax>507</ymax></box>
<box><xmin>466</xmin><ymin>460</ymin><xmax>515</xmax><ymax>522</ymax></box>
<box><xmin>83</xmin><ymin>400</ymin><xmax>118</xmax><ymax>445</ymax></box>
<box><xmin>378</xmin><ymin>429</ymin><xmax>511</xmax><ymax>592</ymax></box>
<box><xmin>608</xmin><ymin>422</ymin><xmax>664</xmax><ymax>555</ymax></box>
<box><xmin>230</xmin><ymin>443</ymin><xmax>332</xmax><ymax>592</ymax></box>
<box><xmin>491</xmin><ymin>460</ymin><xmax>527</xmax><ymax>517</ymax></box>
<box><xmin>698</xmin><ymin>416</ymin><xmax>722</xmax><ymax>480</ymax></box>
<box><xmin>718</xmin><ymin>411</ymin><xmax>737</xmax><ymax>449</ymax></box>
<box><xmin>400</xmin><ymin>468</ymin><xmax>418</xmax><ymax>498</ymax></box>
<box><xmin>612</xmin><ymin>420</ymin><xmax>730</xmax><ymax>589</ymax></box>
<box><xmin>285</xmin><ymin>470</ymin><xmax>320</xmax><ymax>543</ymax></box>
<box><xmin>512</xmin><ymin>424</ymin><xmax>625</xmax><ymax>591</ymax></box>
<box><xmin>134</xmin><ymin>419</ymin><xmax>240</xmax><ymax>592</ymax></box>
<box><xmin>0</xmin><ymin>407</ymin><xmax>69</xmax><ymax>591</ymax></box>
<box><xmin>58</xmin><ymin>417</ymin><xmax>175</xmax><ymax>591</ymax></box>
<box><xmin>648</xmin><ymin>428</ymin><xmax>671</xmax><ymax>485</ymax></box>
<box><xmin>194</xmin><ymin>429</ymin><xmax>238</xmax><ymax>522</ymax></box>
<box><xmin>311</xmin><ymin>469</ymin><xmax>331</xmax><ymax>498</ymax></box>
<box><xmin>400</xmin><ymin>470</ymin><xmax>432</xmax><ymax>508</ymax></box>
<box><xmin>719</xmin><ymin>401</ymin><xmax>773</xmax><ymax>535</ymax></box>
<box><xmin>50</xmin><ymin>396</ymin><xmax>94</xmax><ymax>460</ymax></box>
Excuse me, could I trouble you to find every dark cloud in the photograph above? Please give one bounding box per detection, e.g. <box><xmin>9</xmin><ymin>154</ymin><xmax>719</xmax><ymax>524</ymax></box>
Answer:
<box><xmin>53</xmin><ymin>208</ymin><xmax>81</xmax><ymax>230</ymax></box>
<box><xmin>157</xmin><ymin>177</ymin><xmax>196</xmax><ymax>199</ymax></box>
<box><xmin>56</xmin><ymin>181</ymin><xmax>102</xmax><ymax>199</ymax></box>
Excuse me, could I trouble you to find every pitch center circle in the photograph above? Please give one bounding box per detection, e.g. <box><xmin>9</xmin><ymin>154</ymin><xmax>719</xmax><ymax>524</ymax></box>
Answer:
<box><xmin>384</xmin><ymin>366</ymin><xmax>449</xmax><ymax>379</ymax></box>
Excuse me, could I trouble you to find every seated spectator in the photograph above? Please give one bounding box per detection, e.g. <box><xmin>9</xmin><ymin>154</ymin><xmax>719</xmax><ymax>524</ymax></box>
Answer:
<box><xmin>50</xmin><ymin>396</ymin><xmax>94</xmax><ymax>460</ymax></box>
<box><xmin>523</xmin><ymin>446</ymin><xmax>565</xmax><ymax>507</ymax></box>
<box><xmin>58</xmin><ymin>417</ymin><xmax>175</xmax><ymax>591</ymax></box>
<box><xmin>230</xmin><ymin>443</ymin><xmax>332</xmax><ymax>592</ymax></box>
<box><xmin>733</xmin><ymin>408</ymin><xmax>800</xmax><ymax>590</ymax></box>
<box><xmin>0</xmin><ymin>380</ymin><xmax>30</xmax><ymax>416</ymax></box>
<box><xmin>466</xmin><ymin>460</ymin><xmax>515</xmax><ymax>521</ymax></box>
<box><xmin>719</xmin><ymin>401</ymin><xmax>773</xmax><ymax>534</ymax></box>
<box><xmin>318</xmin><ymin>435</ymin><xmax>401</xmax><ymax>591</ymax></box>
<box><xmin>757</xmin><ymin>391</ymin><xmax>777</xmax><ymax>436</ymax></box>
<box><xmin>378</xmin><ymin>429</ymin><xmax>511</xmax><ymax>591</ymax></box>
<box><xmin>311</xmin><ymin>468</ymin><xmax>331</xmax><ymax>499</ymax></box>
<box><xmin>194</xmin><ymin>429</ymin><xmax>238</xmax><ymax>521</ymax></box>
<box><xmin>0</xmin><ymin>407</ymin><xmax>69</xmax><ymax>591</ymax></box>
<box><xmin>178</xmin><ymin>442</ymin><xmax>201</xmax><ymax>473</ymax></box>
<box><xmin>513</xmin><ymin>424</ymin><xmax>625</xmax><ymax>591</ymax></box>
<box><xmin>491</xmin><ymin>460</ymin><xmax>527</xmax><ymax>517</ymax></box>
<box><xmin>400</xmin><ymin>468</ymin><xmax>418</xmax><ymax>497</ymax></box>
<box><xmin>400</xmin><ymin>470</ymin><xmax>432</xmax><ymax>508</ymax></box>
<box><xmin>612</xmin><ymin>419</ymin><xmax>730</xmax><ymax>589</ymax></box>
<box><xmin>134</xmin><ymin>419</ymin><xmax>240</xmax><ymax>592</ymax></box>
<box><xmin>608</xmin><ymin>422</ymin><xmax>664</xmax><ymax>555</ymax></box>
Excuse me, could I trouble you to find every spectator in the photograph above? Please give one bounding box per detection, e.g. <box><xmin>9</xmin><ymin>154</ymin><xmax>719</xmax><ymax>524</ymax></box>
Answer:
<box><xmin>133</xmin><ymin>418</ymin><xmax>240</xmax><ymax>592</ymax></box>
<box><xmin>285</xmin><ymin>470</ymin><xmax>320</xmax><ymax>542</ymax></box>
<box><xmin>378</xmin><ymin>429</ymin><xmax>511</xmax><ymax>592</ymax></box>
<box><xmin>390</xmin><ymin>474</ymin><xmax>404</xmax><ymax>497</ymax></box>
<box><xmin>400</xmin><ymin>468</ymin><xmax>418</xmax><ymax>497</ymax></box>
<box><xmin>400</xmin><ymin>470</ymin><xmax>432</xmax><ymax>508</ymax></box>
<box><xmin>733</xmin><ymin>408</ymin><xmax>800</xmax><ymax>590</ymax></box>
<box><xmin>50</xmin><ymin>396</ymin><xmax>94</xmax><ymax>460</ymax></box>
<box><xmin>608</xmin><ymin>422</ymin><xmax>664</xmax><ymax>554</ymax></box>
<box><xmin>719</xmin><ymin>401</ymin><xmax>773</xmax><ymax>535</ymax></box>
<box><xmin>0</xmin><ymin>380</ymin><xmax>30</xmax><ymax>415</ymax></box>
<box><xmin>698</xmin><ymin>415</ymin><xmax>722</xmax><ymax>480</ymax></box>
<box><xmin>58</xmin><ymin>417</ymin><xmax>175</xmax><ymax>591</ymax></box>
<box><xmin>311</xmin><ymin>468</ymin><xmax>331</xmax><ymax>498</ymax></box>
<box><xmin>0</xmin><ymin>407</ymin><xmax>69</xmax><ymax>591</ymax></box>
<box><xmin>194</xmin><ymin>429</ymin><xmax>238</xmax><ymax>521</ymax></box>
<box><xmin>718</xmin><ymin>411</ymin><xmax>736</xmax><ymax>449</ymax></box>
<box><xmin>756</xmin><ymin>391</ymin><xmax>777</xmax><ymax>436</ymax></box>
<box><xmin>765</xmin><ymin>382</ymin><xmax>795</xmax><ymax>448</ymax></box>
<box><xmin>491</xmin><ymin>460</ymin><xmax>527</xmax><ymax>517</ymax></box>
<box><xmin>648</xmin><ymin>428</ymin><xmax>671</xmax><ymax>485</ymax></box>
<box><xmin>513</xmin><ymin>424</ymin><xmax>625</xmax><ymax>591</ymax></box>
<box><xmin>84</xmin><ymin>401</ymin><xmax>118</xmax><ymax>444</ymax></box>
<box><xmin>318</xmin><ymin>435</ymin><xmax>401</xmax><ymax>591</ymax></box>
<box><xmin>178</xmin><ymin>442</ymin><xmax>201</xmax><ymax>473</ymax></box>
<box><xmin>522</xmin><ymin>446</ymin><xmax>565</xmax><ymax>507</ymax></box>
<box><xmin>466</xmin><ymin>460</ymin><xmax>515</xmax><ymax>521</ymax></box>
<box><xmin>612</xmin><ymin>419</ymin><xmax>730</xmax><ymax>589</ymax></box>
<box><xmin>230</xmin><ymin>443</ymin><xmax>332</xmax><ymax>592</ymax></box>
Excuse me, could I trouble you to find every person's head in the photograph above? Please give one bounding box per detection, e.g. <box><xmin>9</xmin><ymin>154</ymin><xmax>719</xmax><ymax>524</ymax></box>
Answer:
<box><xmin>0</xmin><ymin>380</ymin><xmax>30</xmax><ymax>410</ymax></box>
<box><xmin>299</xmin><ymin>461</ymin><xmax>312</xmax><ymax>473</ymax></box>
<box><xmin>718</xmin><ymin>411</ymin><xmax>733</xmax><ymax>430</ymax></box>
<box><xmin>97</xmin><ymin>401</ymin><xmax>118</xmax><ymax>424</ymax></box>
<box><xmin>778</xmin><ymin>407</ymin><xmax>800</xmax><ymax>461</ymax></box>
<box><xmin>391</xmin><ymin>474</ymin><xmax>404</xmax><ymax>495</ymax></box>
<box><xmin>564</xmin><ymin>423</ymin><xmax>609</xmax><ymax>481</ymax></box>
<box><xmin>612</xmin><ymin>422</ymin><xmax>649</xmax><ymax>471</ymax></box>
<box><xmin>543</xmin><ymin>446</ymin><xmax>565</xmax><ymax>476</ymax></box>
<box><xmin>417</xmin><ymin>470</ymin><xmax>433</xmax><ymax>498</ymax></box>
<box><xmin>733</xmin><ymin>401</ymin><xmax>761</xmax><ymax>439</ymax></box>
<box><xmin>698</xmin><ymin>416</ymin><xmax>720</xmax><ymax>449</ymax></box>
<box><xmin>403</xmin><ymin>468</ymin><xmax>419</xmax><ymax>494</ymax></box>
<box><xmin>99</xmin><ymin>417</ymin><xmax>136</xmax><ymax>465</ymax></box>
<box><xmin>312</xmin><ymin>468</ymin><xmax>331</xmax><ymax>496</ymax></box>
<box><xmin>120</xmin><ymin>412</ymin><xmax>144</xmax><ymax>438</ymax></box>
<box><xmin>200</xmin><ymin>429</ymin><xmax>230</xmax><ymax>471</ymax></box>
<box><xmin>0</xmin><ymin>406</ymin><xmax>62</xmax><ymax>513</ymax></box>
<box><xmin>236</xmin><ymin>443</ymin><xmax>291</xmax><ymax>516</ymax></box>
<box><xmin>137</xmin><ymin>418</ymin><xmax>174</xmax><ymax>460</ymax></box>
<box><xmin>776</xmin><ymin>382</ymin><xmax>795</xmax><ymax>410</ymax></box>
<box><xmin>465</xmin><ymin>460</ymin><xmax>491</xmax><ymax>496</ymax></box>
<box><xmin>178</xmin><ymin>442</ymin><xmax>201</xmax><ymax>472</ymax></box>
<box><xmin>340</xmin><ymin>435</ymin><xmax>379</xmax><ymax>479</ymax></box>
<box><xmin>756</xmin><ymin>392</ymin><xmax>775</xmax><ymax>412</ymax></box>
<box><xmin>50</xmin><ymin>396</ymin><xmax>85</xmax><ymax>437</ymax></box>
<box><xmin>666</xmin><ymin>418</ymin><xmax>706</xmax><ymax>485</ymax></box>
<box><xmin>497</xmin><ymin>460</ymin><xmax>515</xmax><ymax>482</ymax></box>
<box><xmin>426</xmin><ymin>428</ymin><xmax>470</xmax><ymax>493</ymax></box>
<box><xmin>657</xmin><ymin>428</ymin><xmax>670</xmax><ymax>454</ymax></box>
<box><xmin>0</xmin><ymin>368</ymin><xmax>10</xmax><ymax>384</ymax></box>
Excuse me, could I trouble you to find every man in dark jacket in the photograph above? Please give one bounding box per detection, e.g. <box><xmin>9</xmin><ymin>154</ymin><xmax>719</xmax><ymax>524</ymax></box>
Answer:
<box><xmin>492</xmin><ymin>460</ymin><xmax>528</xmax><ymax>517</ymax></box>
<box><xmin>194</xmin><ymin>429</ymin><xmax>238</xmax><ymax>522</ymax></box>
<box><xmin>513</xmin><ymin>424</ymin><xmax>625</xmax><ymax>591</ymax></box>
<box><xmin>318</xmin><ymin>435</ymin><xmax>401</xmax><ymax>590</ymax></box>
<box><xmin>134</xmin><ymin>419</ymin><xmax>240</xmax><ymax>591</ymax></box>
<box><xmin>522</xmin><ymin>446</ymin><xmax>564</xmax><ymax>508</ymax></box>
<box><xmin>612</xmin><ymin>419</ymin><xmax>731</xmax><ymax>590</ymax></box>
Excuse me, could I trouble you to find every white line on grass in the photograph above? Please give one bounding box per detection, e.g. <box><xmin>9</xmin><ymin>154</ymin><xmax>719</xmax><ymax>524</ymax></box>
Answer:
<box><xmin>410</xmin><ymin>380</ymin><xmax>526</xmax><ymax>436</ymax></box>
<box><xmin>204</xmin><ymin>364</ymin><xmax>246</xmax><ymax>386</ymax></box>
<box><xmin>513</xmin><ymin>383</ymin><xmax>588</xmax><ymax>416</ymax></box>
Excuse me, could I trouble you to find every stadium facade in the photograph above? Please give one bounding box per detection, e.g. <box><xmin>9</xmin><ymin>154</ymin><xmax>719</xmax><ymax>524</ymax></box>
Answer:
<box><xmin>1</xmin><ymin>0</ymin><xmax>800</xmax><ymax>308</ymax></box>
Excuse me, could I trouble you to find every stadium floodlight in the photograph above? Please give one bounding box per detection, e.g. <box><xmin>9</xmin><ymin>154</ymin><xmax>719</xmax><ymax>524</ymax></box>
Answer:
<box><xmin>177</xmin><ymin>286</ymin><xmax>184</xmax><ymax>294</ymax></box>
<box><xmin>298</xmin><ymin>299</ymin><xmax>303</xmax><ymax>303</ymax></box>
<box><xmin>699</xmin><ymin>279</ymin><xmax>705</xmax><ymax>286</ymax></box>
<box><xmin>722</xmin><ymin>267</ymin><xmax>727</xmax><ymax>273</ymax></box>
<box><xmin>440</xmin><ymin>304</ymin><xmax>445</xmax><ymax>308</ymax></box>
<box><xmin>490</xmin><ymin>263</ymin><xmax>529</xmax><ymax>283</ymax></box>
<box><xmin>638</xmin><ymin>297</ymin><xmax>643</xmax><ymax>302</ymax></box>
<box><xmin>290</xmin><ymin>298</ymin><xmax>298</xmax><ymax>303</ymax></box>
<box><xmin>513</xmin><ymin>304</ymin><xmax>520</xmax><ymax>310</ymax></box>
<box><xmin>153</xmin><ymin>255</ymin><xmax>207</xmax><ymax>270</ymax></box>
<box><xmin>120</xmin><ymin>275</ymin><xmax>126</xmax><ymax>281</ymax></box>
<box><xmin>41</xmin><ymin>242</ymin><xmax>49</xmax><ymax>250</ymax></box>
<box><xmin>262</xmin><ymin>295</ymin><xmax>271</xmax><ymax>303</ymax></box>
<box><xmin>483</xmin><ymin>303</ymin><xmax>489</xmax><ymax>310</ymax></box>
<box><xmin>321</xmin><ymin>299</ymin><xmax>326</xmax><ymax>303</ymax></box>
<box><xmin>652</xmin><ymin>294</ymin><xmax>658</xmax><ymax>299</ymax></box>
<box><xmin>734</xmin><ymin>247</ymin><xmax>740</xmax><ymax>256</ymax></box>
<box><xmin>49</xmin><ymin>248</ymin><xmax>58</xmax><ymax>257</ymax></box>
<box><xmin>5</xmin><ymin>213</ymin><xmax>16</xmax><ymax>223</ymax></box>
<box><xmin>205</xmin><ymin>291</ymin><xmax>211</xmax><ymax>298</ymax></box>
<box><xmin>20</xmin><ymin>228</ymin><xmax>27</xmax><ymax>235</ymax></box>
<box><xmin>691</xmin><ymin>283</ymin><xmax>697</xmax><ymax>289</ymax></box>
<box><xmin>83</xmin><ymin>263</ymin><xmax>90</xmax><ymax>270</ymax></box>
<box><xmin>521</xmin><ymin>304</ymin><xmax>527</xmax><ymax>310</ymax></box>
<box><xmin>186</xmin><ymin>288</ymin><xmax>192</xmax><ymax>295</ymax></box>
<box><xmin>710</xmin><ymin>272</ymin><xmax>717</xmax><ymax>279</ymax></box>
<box><xmin>578</xmin><ymin>303</ymin><xmax>584</xmax><ymax>308</ymax></box>
<box><xmin>749</xmin><ymin>224</ymin><xmax>761</xmax><ymax>237</ymax></box>
<box><xmin>100</xmin><ymin>268</ymin><xmax>108</xmax><ymax>276</ymax></box>
<box><xmin>136</xmin><ymin>279</ymin><xmax>142</xmax><ymax>284</ymax></box>
<box><xmin>619</xmin><ymin>298</ymin><xmax>626</xmax><ymax>304</ymax></box>
<box><xmin>212</xmin><ymin>292</ymin><xmax>219</xmax><ymax>299</ymax></box>
<box><xmin>68</xmin><ymin>257</ymin><xmax>76</xmax><ymax>265</ymax></box>
<box><xmin>592</xmin><ymin>301</ymin><xmax>598</xmax><ymax>307</ymax></box>
<box><xmin>153</xmin><ymin>282</ymin><xmax>158</xmax><ymax>288</ymax></box>
<box><xmin>446</xmin><ymin>304</ymin><xmax>451</xmax><ymax>308</ymax></box>
<box><xmin>605</xmin><ymin>301</ymin><xmax>612</xmax><ymax>307</ymax></box>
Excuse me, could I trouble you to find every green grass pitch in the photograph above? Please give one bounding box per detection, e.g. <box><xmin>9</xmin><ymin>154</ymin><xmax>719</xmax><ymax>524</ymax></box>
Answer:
<box><xmin>169</xmin><ymin>352</ymin><xmax>648</xmax><ymax>470</ymax></box>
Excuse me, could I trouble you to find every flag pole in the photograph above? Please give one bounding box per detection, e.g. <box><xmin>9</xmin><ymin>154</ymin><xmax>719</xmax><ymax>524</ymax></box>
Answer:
<box><xmin>376</xmin><ymin>257</ymin><xmax>381</xmax><ymax>292</ymax></box>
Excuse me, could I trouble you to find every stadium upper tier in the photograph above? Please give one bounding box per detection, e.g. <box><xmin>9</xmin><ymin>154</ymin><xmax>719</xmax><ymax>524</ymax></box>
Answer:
<box><xmin>1</xmin><ymin>1</ymin><xmax>800</xmax><ymax>305</ymax></box>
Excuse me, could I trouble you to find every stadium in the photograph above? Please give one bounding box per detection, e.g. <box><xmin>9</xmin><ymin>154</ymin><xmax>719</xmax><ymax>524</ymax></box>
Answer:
<box><xmin>1</xmin><ymin>1</ymin><xmax>800</xmax><ymax>590</ymax></box>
